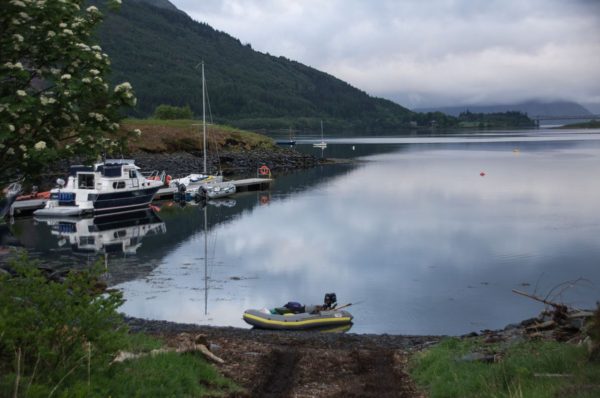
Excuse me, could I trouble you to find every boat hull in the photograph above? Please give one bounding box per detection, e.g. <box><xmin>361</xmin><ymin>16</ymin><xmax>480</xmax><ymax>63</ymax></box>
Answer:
<box><xmin>92</xmin><ymin>186</ymin><xmax>160</xmax><ymax>214</ymax></box>
<box><xmin>243</xmin><ymin>309</ymin><xmax>353</xmax><ymax>330</ymax></box>
<box><xmin>35</xmin><ymin>187</ymin><xmax>160</xmax><ymax>217</ymax></box>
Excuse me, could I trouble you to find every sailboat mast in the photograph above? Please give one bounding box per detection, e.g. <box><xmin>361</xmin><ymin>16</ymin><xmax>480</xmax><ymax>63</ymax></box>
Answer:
<box><xmin>320</xmin><ymin>120</ymin><xmax>324</xmax><ymax>141</ymax></box>
<box><xmin>202</xmin><ymin>61</ymin><xmax>207</xmax><ymax>175</ymax></box>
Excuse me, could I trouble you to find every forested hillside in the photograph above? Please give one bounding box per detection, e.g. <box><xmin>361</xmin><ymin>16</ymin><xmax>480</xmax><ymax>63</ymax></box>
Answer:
<box><xmin>93</xmin><ymin>0</ymin><xmax>457</xmax><ymax>133</ymax></box>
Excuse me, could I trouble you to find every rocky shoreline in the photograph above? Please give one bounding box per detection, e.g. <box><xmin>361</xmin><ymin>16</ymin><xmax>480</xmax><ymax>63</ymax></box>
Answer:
<box><xmin>125</xmin><ymin>316</ymin><xmax>438</xmax><ymax>397</ymax></box>
<box><xmin>124</xmin><ymin>302</ymin><xmax>596</xmax><ymax>397</ymax></box>
<box><xmin>132</xmin><ymin>147</ymin><xmax>323</xmax><ymax>179</ymax></box>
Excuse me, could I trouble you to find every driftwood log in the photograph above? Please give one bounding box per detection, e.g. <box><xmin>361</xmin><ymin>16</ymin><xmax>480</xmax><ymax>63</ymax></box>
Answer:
<box><xmin>113</xmin><ymin>333</ymin><xmax>224</xmax><ymax>364</ymax></box>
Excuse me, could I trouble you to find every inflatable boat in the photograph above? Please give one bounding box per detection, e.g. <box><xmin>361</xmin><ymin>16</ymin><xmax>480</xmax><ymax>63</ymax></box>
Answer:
<box><xmin>243</xmin><ymin>308</ymin><xmax>353</xmax><ymax>330</ymax></box>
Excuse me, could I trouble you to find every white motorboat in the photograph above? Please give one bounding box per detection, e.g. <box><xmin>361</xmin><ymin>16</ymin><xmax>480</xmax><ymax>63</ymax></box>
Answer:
<box><xmin>313</xmin><ymin>120</ymin><xmax>328</xmax><ymax>148</ymax></box>
<box><xmin>34</xmin><ymin>159</ymin><xmax>163</xmax><ymax>217</ymax></box>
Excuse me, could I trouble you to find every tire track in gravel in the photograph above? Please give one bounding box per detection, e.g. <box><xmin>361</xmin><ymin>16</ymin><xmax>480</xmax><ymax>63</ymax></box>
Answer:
<box><xmin>251</xmin><ymin>349</ymin><xmax>300</xmax><ymax>398</ymax></box>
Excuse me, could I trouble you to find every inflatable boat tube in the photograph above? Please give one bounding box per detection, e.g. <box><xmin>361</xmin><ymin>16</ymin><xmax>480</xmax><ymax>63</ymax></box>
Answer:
<box><xmin>243</xmin><ymin>309</ymin><xmax>353</xmax><ymax>330</ymax></box>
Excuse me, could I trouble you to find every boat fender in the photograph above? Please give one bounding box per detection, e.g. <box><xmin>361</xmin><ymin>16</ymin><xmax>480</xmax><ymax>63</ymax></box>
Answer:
<box><xmin>165</xmin><ymin>175</ymin><xmax>172</xmax><ymax>186</ymax></box>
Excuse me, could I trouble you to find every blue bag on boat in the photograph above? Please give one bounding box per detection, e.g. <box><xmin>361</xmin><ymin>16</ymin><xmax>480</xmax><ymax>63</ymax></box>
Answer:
<box><xmin>283</xmin><ymin>301</ymin><xmax>303</xmax><ymax>312</ymax></box>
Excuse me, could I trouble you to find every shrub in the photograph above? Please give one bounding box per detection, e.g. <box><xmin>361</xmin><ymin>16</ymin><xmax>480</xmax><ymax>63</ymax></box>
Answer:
<box><xmin>153</xmin><ymin>104</ymin><xmax>194</xmax><ymax>119</ymax></box>
<box><xmin>0</xmin><ymin>252</ymin><xmax>127</xmax><ymax>395</ymax></box>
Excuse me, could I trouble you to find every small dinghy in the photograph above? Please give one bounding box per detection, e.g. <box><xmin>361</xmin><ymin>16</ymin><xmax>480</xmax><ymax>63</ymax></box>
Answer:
<box><xmin>243</xmin><ymin>293</ymin><xmax>353</xmax><ymax>330</ymax></box>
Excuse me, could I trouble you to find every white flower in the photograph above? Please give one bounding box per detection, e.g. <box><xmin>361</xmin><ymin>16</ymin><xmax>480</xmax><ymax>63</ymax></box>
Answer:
<box><xmin>40</xmin><ymin>96</ymin><xmax>49</xmax><ymax>105</ymax></box>
<box><xmin>60</xmin><ymin>74</ymin><xmax>71</xmax><ymax>80</ymax></box>
<box><xmin>6</xmin><ymin>148</ymin><xmax>15</xmax><ymax>155</ymax></box>
<box><xmin>18</xmin><ymin>12</ymin><xmax>29</xmax><ymax>19</ymax></box>
<box><xmin>81</xmin><ymin>77</ymin><xmax>91</xmax><ymax>83</ymax></box>
<box><xmin>59</xmin><ymin>23</ymin><xmax>67</xmax><ymax>28</ymax></box>
<box><xmin>47</xmin><ymin>30</ymin><xmax>55</xmax><ymax>37</ymax></box>
<box><xmin>62</xmin><ymin>29</ymin><xmax>73</xmax><ymax>35</ymax></box>
<box><xmin>19</xmin><ymin>144</ymin><xmax>27</xmax><ymax>152</ymax></box>
<box><xmin>8</xmin><ymin>124</ymin><xmax>15</xmax><ymax>132</ymax></box>
<box><xmin>34</xmin><ymin>141</ymin><xmax>46</xmax><ymax>150</ymax></box>
<box><xmin>10</xmin><ymin>0</ymin><xmax>26</xmax><ymax>7</ymax></box>
<box><xmin>86</xmin><ymin>6</ymin><xmax>99</xmax><ymax>13</ymax></box>
<box><xmin>89</xmin><ymin>69</ymin><xmax>100</xmax><ymax>75</ymax></box>
<box><xmin>114</xmin><ymin>82</ymin><xmax>132</xmax><ymax>92</ymax></box>
<box><xmin>88</xmin><ymin>112</ymin><xmax>104</xmax><ymax>122</ymax></box>
<box><xmin>91</xmin><ymin>45</ymin><xmax>102</xmax><ymax>51</ymax></box>
<box><xmin>16</xmin><ymin>90</ymin><xmax>27</xmax><ymax>96</ymax></box>
<box><xmin>13</xmin><ymin>34</ymin><xmax>24</xmax><ymax>42</ymax></box>
<box><xmin>133</xmin><ymin>129</ymin><xmax>142</xmax><ymax>137</ymax></box>
<box><xmin>23</xmin><ymin>152</ymin><xmax>29</xmax><ymax>159</ymax></box>
<box><xmin>13</xmin><ymin>62</ymin><xmax>23</xmax><ymax>69</ymax></box>
<box><xmin>94</xmin><ymin>53</ymin><xmax>102</xmax><ymax>60</ymax></box>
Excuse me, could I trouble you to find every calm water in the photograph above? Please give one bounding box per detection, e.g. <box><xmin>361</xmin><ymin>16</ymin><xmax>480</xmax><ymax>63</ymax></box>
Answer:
<box><xmin>5</xmin><ymin>129</ymin><xmax>600</xmax><ymax>335</ymax></box>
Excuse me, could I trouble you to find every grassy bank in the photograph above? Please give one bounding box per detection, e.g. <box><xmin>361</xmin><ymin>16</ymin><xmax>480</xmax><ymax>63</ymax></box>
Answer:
<box><xmin>122</xmin><ymin>118</ymin><xmax>276</xmax><ymax>153</ymax></box>
<box><xmin>0</xmin><ymin>253</ymin><xmax>238</xmax><ymax>397</ymax></box>
<box><xmin>558</xmin><ymin>120</ymin><xmax>600</xmax><ymax>129</ymax></box>
<box><xmin>410</xmin><ymin>337</ymin><xmax>600</xmax><ymax>397</ymax></box>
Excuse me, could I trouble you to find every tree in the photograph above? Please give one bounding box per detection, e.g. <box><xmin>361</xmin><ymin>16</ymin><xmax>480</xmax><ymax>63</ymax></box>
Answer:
<box><xmin>153</xmin><ymin>104</ymin><xmax>194</xmax><ymax>120</ymax></box>
<box><xmin>0</xmin><ymin>0</ymin><xmax>137</xmax><ymax>188</ymax></box>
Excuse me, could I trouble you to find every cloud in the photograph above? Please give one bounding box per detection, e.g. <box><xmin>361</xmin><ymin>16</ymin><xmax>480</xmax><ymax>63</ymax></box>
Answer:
<box><xmin>170</xmin><ymin>0</ymin><xmax>600</xmax><ymax>108</ymax></box>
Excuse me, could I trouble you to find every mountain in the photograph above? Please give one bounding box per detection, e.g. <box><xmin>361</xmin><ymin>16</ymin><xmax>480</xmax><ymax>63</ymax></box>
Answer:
<box><xmin>414</xmin><ymin>100</ymin><xmax>593</xmax><ymax>118</ymax></box>
<box><xmin>93</xmin><ymin>0</ymin><xmax>433</xmax><ymax>133</ymax></box>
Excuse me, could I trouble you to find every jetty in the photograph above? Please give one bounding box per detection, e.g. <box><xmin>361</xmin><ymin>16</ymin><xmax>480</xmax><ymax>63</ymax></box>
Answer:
<box><xmin>9</xmin><ymin>178</ymin><xmax>272</xmax><ymax>217</ymax></box>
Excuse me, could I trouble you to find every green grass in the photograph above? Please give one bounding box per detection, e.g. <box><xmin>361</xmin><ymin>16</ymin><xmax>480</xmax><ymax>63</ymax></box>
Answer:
<box><xmin>410</xmin><ymin>338</ymin><xmax>600</xmax><ymax>398</ymax></box>
<box><xmin>122</xmin><ymin>118</ymin><xmax>276</xmax><ymax>152</ymax></box>
<box><xmin>61</xmin><ymin>351</ymin><xmax>238</xmax><ymax>397</ymax></box>
<box><xmin>2</xmin><ymin>333</ymin><xmax>239</xmax><ymax>398</ymax></box>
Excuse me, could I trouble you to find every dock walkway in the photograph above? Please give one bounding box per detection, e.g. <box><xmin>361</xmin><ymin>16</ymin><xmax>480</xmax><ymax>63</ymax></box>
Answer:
<box><xmin>9</xmin><ymin>178</ymin><xmax>272</xmax><ymax>217</ymax></box>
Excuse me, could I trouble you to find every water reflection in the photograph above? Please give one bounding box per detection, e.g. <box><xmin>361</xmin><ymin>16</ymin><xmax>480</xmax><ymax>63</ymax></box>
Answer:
<box><xmin>7</xmin><ymin>130</ymin><xmax>600</xmax><ymax>335</ymax></box>
<box><xmin>35</xmin><ymin>210</ymin><xmax>166</xmax><ymax>255</ymax></box>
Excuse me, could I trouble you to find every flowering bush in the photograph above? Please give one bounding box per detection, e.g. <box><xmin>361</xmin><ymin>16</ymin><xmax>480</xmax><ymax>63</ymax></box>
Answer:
<box><xmin>0</xmin><ymin>0</ymin><xmax>136</xmax><ymax>187</ymax></box>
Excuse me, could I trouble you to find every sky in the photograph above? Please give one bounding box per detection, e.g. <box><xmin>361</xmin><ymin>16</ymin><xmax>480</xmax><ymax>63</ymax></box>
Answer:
<box><xmin>169</xmin><ymin>0</ymin><xmax>600</xmax><ymax>111</ymax></box>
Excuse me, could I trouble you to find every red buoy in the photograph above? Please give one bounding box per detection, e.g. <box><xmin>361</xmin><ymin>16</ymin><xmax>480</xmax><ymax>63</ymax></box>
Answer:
<box><xmin>480</xmin><ymin>171</ymin><xmax>486</xmax><ymax>177</ymax></box>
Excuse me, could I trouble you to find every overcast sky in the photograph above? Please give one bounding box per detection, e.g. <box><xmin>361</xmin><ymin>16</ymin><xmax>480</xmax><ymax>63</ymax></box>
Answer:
<box><xmin>170</xmin><ymin>0</ymin><xmax>600</xmax><ymax>111</ymax></box>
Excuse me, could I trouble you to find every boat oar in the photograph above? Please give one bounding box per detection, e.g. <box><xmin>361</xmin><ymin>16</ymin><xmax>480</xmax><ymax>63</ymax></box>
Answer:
<box><xmin>332</xmin><ymin>301</ymin><xmax>364</xmax><ymax>311</ymax></box>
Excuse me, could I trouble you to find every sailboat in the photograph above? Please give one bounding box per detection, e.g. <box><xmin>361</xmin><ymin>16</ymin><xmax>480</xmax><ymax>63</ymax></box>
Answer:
<box><xmin>276</xmin><ymin>127</ymin><xmax>296</xmax><ymax>146</ymax></box>
<box><xmin>313</xmin><ymin>120</ymin><xmax>327</xmax><ymax>148</ymax></box>
<box><xmin>169</xmin><ymin>62</ymin><xmax>236</xmax><ymax>200</ymax></box>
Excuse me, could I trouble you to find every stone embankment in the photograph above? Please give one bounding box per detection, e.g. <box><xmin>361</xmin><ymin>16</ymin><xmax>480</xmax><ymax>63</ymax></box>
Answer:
<box><xmin>133</xmin><ymin>148</ymin><xmax>322</xmax><ymax>179</ymax></box>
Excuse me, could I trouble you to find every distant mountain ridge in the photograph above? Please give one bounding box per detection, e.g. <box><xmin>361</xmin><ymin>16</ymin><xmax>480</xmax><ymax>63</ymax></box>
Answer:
<box><xmin>94</xmin><ymin>0</ymin><xmax>439</xmax><ymax>132</ymax></box>
<box><xmin>131</xmin><ymin>0</ymin><xmax>180</xmax><ymax>13</ymax></box>
<box><xmin>414</xmin><ymin>101</ymin><xmax>593</xmax><ymax>118</ymax></box>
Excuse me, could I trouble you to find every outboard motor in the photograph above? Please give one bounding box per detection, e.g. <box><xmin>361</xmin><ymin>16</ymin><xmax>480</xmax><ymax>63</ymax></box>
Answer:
<box><xmin>323</xmin><ymin>292</ymin><xmax>337</xmax><ymax>310</ymax></box>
